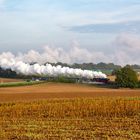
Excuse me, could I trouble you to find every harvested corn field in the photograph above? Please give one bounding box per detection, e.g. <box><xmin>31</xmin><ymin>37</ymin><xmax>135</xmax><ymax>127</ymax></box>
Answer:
<box><xmin>0</xmin><ymin>98</ymin><xmax>140</xmax><ymax>140</ymax></box>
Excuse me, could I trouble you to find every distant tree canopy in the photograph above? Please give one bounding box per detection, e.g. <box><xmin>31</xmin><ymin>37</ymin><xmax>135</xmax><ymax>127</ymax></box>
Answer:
<box><xmin>0</xmin><ymin>67</ymin><xmax>36</xmax><ymax>79</ymax></box>
<box><xmin>0</xmin><ymin>68</ymin><xmax>17</xmax><ymax>78</ymax></box>
<box><xmin>47</xmin><ymin>62</ymin><xmax>122</xmax><ymax>71</ymax></box>
<box><xmin>115</xmin><ymin>66</ymin><xmax>138</xmax><ymax>88</ymax></box>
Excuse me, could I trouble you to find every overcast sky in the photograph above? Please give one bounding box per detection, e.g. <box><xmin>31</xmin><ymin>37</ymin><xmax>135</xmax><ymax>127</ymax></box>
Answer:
<box><xmin>0</xmin><ymin>0</ymin><xmax>140</xmax><ymax>65</ymax></box>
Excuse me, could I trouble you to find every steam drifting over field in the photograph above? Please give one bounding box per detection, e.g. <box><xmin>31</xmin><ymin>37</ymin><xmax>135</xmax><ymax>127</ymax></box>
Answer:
<box><xmin>0</xmin><ymin>58</ymin><xmax>106</xmax><ymax>79</ymax></box>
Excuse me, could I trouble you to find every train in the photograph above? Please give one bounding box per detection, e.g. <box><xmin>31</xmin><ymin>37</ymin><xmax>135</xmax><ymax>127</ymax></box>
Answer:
<box><xmin>31</xmin><ymin>76</ymin><xmax>110</xmax><ymax>85</ymax></box>
<box><xmin>91</xmin><ymin>78</ymin><xmax>109</xmax><ymax>84</ymax></box>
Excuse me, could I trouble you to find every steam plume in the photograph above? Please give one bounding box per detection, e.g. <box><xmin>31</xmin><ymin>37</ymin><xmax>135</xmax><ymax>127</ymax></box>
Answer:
<box><xmin>0</xmin><ymin>58</ymin><xmax>107</xmax><ymax>79</ymax></box>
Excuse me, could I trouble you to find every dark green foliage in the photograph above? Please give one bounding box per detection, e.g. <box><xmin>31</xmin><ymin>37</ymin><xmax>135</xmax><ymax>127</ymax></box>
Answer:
<box><xmin>115</xmin><ymin>66</ymin><xmax>138</xmax><ymax>88</ymax></box>
<box><xmin>112</xmin><ymin>68</ymin><xmax>121</xmax><ymax>76</ymax></box>
<box><xmin>49</xmin><ymin>76</ymin><xmax>76</xmax><ymax>83</ymax></box>
<box><xmin>0</xmin><ymin>68</ymin><xmax>17</xmax><ymax>78</ymax></box>
<box><xmin>138</xmin><ymin>81</ymin><xmax>140</xmax><ymax>88</ymax></box>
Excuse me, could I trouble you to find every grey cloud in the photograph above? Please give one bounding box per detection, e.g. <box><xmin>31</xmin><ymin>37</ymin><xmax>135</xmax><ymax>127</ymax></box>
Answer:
<box><xmin>111</xmin><ymin>33</ymin><xmax>140</xmax><ymax>65</ymax></box>
<box><xmin>69</xmin><ymin>21</ymin><xmax>140</xmax><ymax>34</ymax></box>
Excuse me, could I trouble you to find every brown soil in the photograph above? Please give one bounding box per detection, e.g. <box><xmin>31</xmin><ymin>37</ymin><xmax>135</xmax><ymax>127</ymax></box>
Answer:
<box><xmin>0</xmin><ymin>78</ymin><xmax>23</xmax><ymax>83</ymax></box>
<box><xmin>0</xmin><ymin>83</ymin><xmax>140</xmax><ymax>102</ymax></box>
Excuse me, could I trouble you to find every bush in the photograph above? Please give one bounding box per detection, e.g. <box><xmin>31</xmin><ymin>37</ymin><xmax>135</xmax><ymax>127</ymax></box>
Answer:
<box><xmin>115</xmin><ymin>66</ymin><xmax>138</xmax><ymax>88</ymax></box>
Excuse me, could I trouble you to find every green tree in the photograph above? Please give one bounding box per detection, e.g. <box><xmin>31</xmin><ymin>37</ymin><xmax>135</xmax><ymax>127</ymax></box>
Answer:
<box><xmin>115</xmin><ymin>66</ymin><xmax>138</xmax><ymax>88</ymax></box>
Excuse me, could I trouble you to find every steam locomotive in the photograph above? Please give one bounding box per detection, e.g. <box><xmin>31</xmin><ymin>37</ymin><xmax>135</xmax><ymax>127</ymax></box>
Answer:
<box><xmin>91</xmin><ymin>78</ymin><xmax>109</xmax><ymax>84</ymax></box>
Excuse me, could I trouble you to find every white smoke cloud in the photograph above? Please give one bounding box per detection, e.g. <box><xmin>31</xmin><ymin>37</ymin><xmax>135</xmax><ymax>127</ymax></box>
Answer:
<box><xmin>0</xmin><ymin>44</ymin><xmax>107</xmax><ymax>79</ymax></box>
<box><xmin>0</xmin><ymin>45</ymin><xmax>107</xmax><ymax>64</ymax></box>
<box><xmin>115</xmin><ymin>33</ymin><xmax>140</xmax><ymax>51</ymax></box>
<box><xmin>0</xmin><ymin>58</ymin><xmax>107</xmax><ymax>79</ymax></box>
<box><xmin>112</xmin><ymin>33</ymin><xmax>140</xmax><ymax>65</ymax></box>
